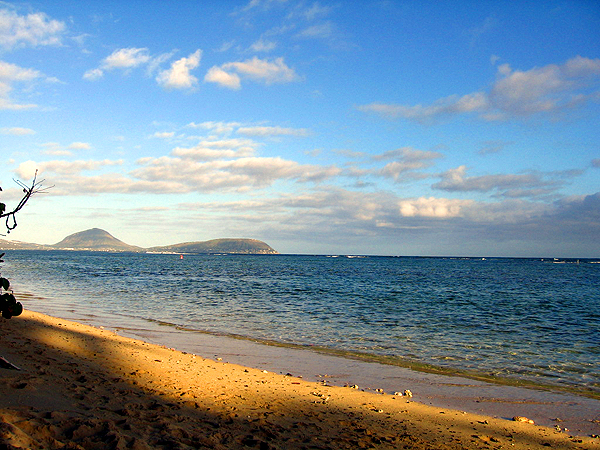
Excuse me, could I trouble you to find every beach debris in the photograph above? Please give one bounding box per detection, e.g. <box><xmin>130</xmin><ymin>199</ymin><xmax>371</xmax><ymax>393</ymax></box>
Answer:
<box><xmin>512</xmin><ymin>416</ymin><xmax>534</xmax><ymax>424</ymax></box>
<box><xmin>0</xmin><ymin>356</ymin><xmax>20</xmax><ymax>371</ymax></box>
<box><xmin>262</xmin><ymin>370</ymin><xmax>268</xmax><ymax>373</ymax></box>
<box><xmin>312</xmin><ymin>392</ymin><xmax>330</xmax><ymax>404</ymax></box>
<box><xmin>345</xmin><ymin>384</ymin><xmax>359</xmax><ymax>389</ymax></box>
<box><xmin>403</xmin><ymin>390</ymin><xmax>413</xmax><ymax>398</ymax></box>
<box><xmin>375</xmin><ymin>388</ymin><xmax>384</xmax><ymax>393</ymax></box>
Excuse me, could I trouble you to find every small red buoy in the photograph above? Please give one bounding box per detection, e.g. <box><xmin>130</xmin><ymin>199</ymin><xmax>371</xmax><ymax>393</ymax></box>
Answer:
<box><xmin>180</xmin><ymin>254</ymin><xmax>183</xmax><ymax>259</ymax></box>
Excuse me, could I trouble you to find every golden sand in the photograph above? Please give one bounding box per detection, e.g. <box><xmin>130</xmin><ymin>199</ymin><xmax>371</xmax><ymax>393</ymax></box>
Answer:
<box><xmin>0</xmin><ymin>310</ymin><xmax>597</xmax><ymax>449</ymax></box>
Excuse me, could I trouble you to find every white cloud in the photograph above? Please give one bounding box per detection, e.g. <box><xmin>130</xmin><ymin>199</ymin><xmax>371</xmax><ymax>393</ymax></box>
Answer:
<box><xmin>84</xmin><ymin>47</ymin><xmax>184</xmax><ymax>87</ymax></box>
<box><xmin>13</xmin><ymin>160</ymin><xmax>39</xmax><ymax>179</ymax></box>
<box><xmin>204</xmin><ymin>66</ymin><xmax>241</xmax><ymax>89</ymax></box>
<box><xmin>489</xmin><ymin>56</ymin><xmax>600</xmax><ymax>117</ymax></box>
<box><xmin>0</xmin><ymin>61</ymin><xmax>42</xmax><ymax>110</ymax></box>
<box><xmin>373</xmin><ymin>147</ymin><xmax>443</xmax><ymax>182</ymax></box>
<box><xmin>373</xmin><ymin>147</ymin><xmax>443</xmax><ymax>162</ymax></box>
<box><xmin>131</xmin><ymin>155</ymin><xmax>339</xmax><ymax>193</ymax></box>
<box><xmin>398</xmin><ymin>197</ymin><xmax>473</xmax><ymax>218</ymax></box>
<box><xmin>250</xmin><ymin>38</ymin><xmax>277</xmax><ymax>52</ymax></box>
<box><xmin>82</xmin><ymin>68</ymin><xmax>103</xmax><ymax>81</ymax></box>
<box><xmin>358</xmin><ymin>92</ymin><xmax>489</xmax><ymax>123</ymax></box>
<box><xmin>186</xmin><ymin>121</ymin><xmax>242</xmax><ymax>135</ymax></box>
<box><xmin>205</xmin><ymin>57</ymin><xmax>299</xmax><ymax>89</ymax></box>
<box><xmin>0</xmin><ymin>127</ymin><xmax>35</xmax><ymax>135</ymax></box>
<box><xmin>239</xmin><ymin>0</ymin><xmax>289</xmax><ymax>13</ymax></box>
<box><xmin>358</xmin><ymin>56</ymin><xmax>600</xmax><ymax>122</ymax></box>
<box><xmin>156</xmin><ymin>49</ymin><xmax>202</xmax><ymax>90</ymax></box>
<box><xmin>103</xmin><ymin>47</ymin><xmax>151</xmax><ymax>69</ymax></box>
<box><xmin>172</xmin><ymin>146</ymin><xmax>255</xmax><ymax>161</ymax></box>
<box><xmin>16</xmin><ymin>159</ymin><xmax>123</xmax><ymax>178</ymax></box>
<box><xmin>172</xmin><ymin>138</ymin><xmax>258</xmax><ymax>161</ymax></box>
<box><xmin>152</xmin><ymin>132</ymin><xmax>175</xmax><ymax>139</ymax></box>
<box><xmin>83</xmin><ymin>47</ymin><xmax>151</xmax><ymax>80</ymax></box>
<box><xmin>299</xmin><ymin>3</ymin><xmax>332</xmax><ymax>20</ymax></box>
<box><xmin>432</xmin><ymin>165</ymin><xmax>564</xmax><ymax>198</ymax></box>
<box><xmin>477</xmin><ymin>140</ymin><xmax>513</xmax><ymax>155</ymax></box>
<box><xmin>297</xmin><ymin>21</ymin><xmax>334</xmax><ymax>39</ymax></box>
<box><xmin>42</xmin><ymin>149</ymin><xmax>72</xmax><ymax>156</ymax></box>
<box><xmin>184</xmin><ymin>121</ymin><xmax>310</xmax><ymax>139</ymax></box>
<box><xmin>0</xmin><ymin>8</ymin><xmax>65</xmax><ymax>51</ymax></box>
<box><xmin>67</xmin><ymin>142</ymin><xmax>92</xmax><ymax>150</ymax></box>
<box><xmin>237</xmin><ymin>126</ymin><xmax>309</xmax><ymax>137</ymax></box>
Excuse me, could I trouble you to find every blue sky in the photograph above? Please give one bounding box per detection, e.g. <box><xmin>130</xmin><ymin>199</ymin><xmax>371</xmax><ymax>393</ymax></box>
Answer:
<box><xmin>1</xmin><ymin>0</ymin><xmax>599</xmax><ymax>256</ymax></box>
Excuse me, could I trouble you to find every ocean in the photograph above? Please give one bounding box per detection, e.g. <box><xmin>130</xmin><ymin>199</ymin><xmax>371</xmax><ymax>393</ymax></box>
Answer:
<box><xmin>3</xmin><ymin>250</ymin><xmax>599</xmax><ymax>398</ymax></box>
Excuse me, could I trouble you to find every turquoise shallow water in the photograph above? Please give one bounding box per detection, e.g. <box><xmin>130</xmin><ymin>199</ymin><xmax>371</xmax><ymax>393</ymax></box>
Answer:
<box><xmin>3</xmin><ymin>251</ymin><xmax>599</xmax><ymax>395</ymax></box>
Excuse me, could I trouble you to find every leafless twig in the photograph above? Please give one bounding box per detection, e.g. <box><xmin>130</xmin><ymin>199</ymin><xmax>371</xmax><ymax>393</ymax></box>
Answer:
<box><xmin>0</xmin><ymin>170</ymin><xmax>51</xmax><ymax>235</ymax></box>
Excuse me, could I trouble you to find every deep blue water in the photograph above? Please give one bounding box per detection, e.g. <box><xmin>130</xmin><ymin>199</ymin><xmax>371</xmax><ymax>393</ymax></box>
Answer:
<box><xmin>2</xmin><ymin>251</ymin><xmax>599</xmax><ymax>394</ymax></box>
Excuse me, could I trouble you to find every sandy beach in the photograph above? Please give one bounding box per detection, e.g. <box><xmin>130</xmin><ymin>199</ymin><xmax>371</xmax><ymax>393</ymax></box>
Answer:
<box><xmin>0</xmin><ymin>310</ymin><xmax>597</xmax><ymax>449</ymax></box>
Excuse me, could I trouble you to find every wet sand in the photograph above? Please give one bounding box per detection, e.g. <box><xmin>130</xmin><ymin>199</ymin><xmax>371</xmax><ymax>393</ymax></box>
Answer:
<box><xmin>0</xmin><ymin>310</ymin><xmax>598</xmax><ymax>449</ymax></box>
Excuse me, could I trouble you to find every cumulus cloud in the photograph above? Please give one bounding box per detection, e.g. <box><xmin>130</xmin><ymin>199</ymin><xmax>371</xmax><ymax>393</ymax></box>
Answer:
<box><xmin>205</xmin><ymin>57</ymin><xmax>299</xmax><ymax>89</ymax></box>
<box><xmin>156</xmin><ymin>49</ymin><xmax>202</xmax><ymax>90</ymax></box>
<box><xmin>554</xmin><ymin>192</ymin><xmax>600</xmax><ymax>222</ymax></box>
<box><xmin>67</xmin><ymin>142</ymin><xmax>92</xmax><ymax>150</ymax></box>
<box><xmin>84</xmin><ymin>47</ymin><xmax>151</xmax><ymax>80</ymax></box>
<box><xmin>0</xmin><ymin>8</ymin><xmax>65</xmax><ymax>50</ymax></box>
<box><xmin>19</xmin><ymin>129</ymin><xmax>337</xmax><ymax>195</ymax></box>
<box><xmin>358</xmin><ymin>56</ymin><xmax>600</xmax><ymax>123</ymax></box>
<box><xmin>0</xmin><ymin>127</ymin><xmax>35</xmax><ymax>135</ymax></box>
<box><xmin>0</xmin><ymin>61</ymin><xmax>42</xmax><ymax>110</ymax></box>
<box><xmin>82</xmin><ymin>68</ymin><xmax>103</xmax><ymax>81</ymax></box>
<box><xmin>175</xmin><ymin>187</ymin><xmax>566</xmax><ymax>247</ymax></box>
<box><xmin>84</xmin><ymin>47</ymin><xmax>197</xmax><ymax>90</ymax></box>
<box><xmin>398</xmin><ymin>197</ymin><xmax>473</xmax><ymax>218</ymax></box>
<box><xmin>132</xmin><ymin>155</ymin><xmax>340</xmax><ymax>192</ymax></box>
<box><xmin>171</xmin><ymin>138</ymin><xmax>258</xmax><ymax>161</ymax></box>
<box><xmin>204</xmin><ymin>66</ymin><xmax>241</xmax><ymax>89</ymax></box>
<box><xmin>186</xmin><ymin>121</ymin><xmax>243</xmax><ymax>135</ymax></box>
<box><xmin>104</xmin><ymin>47</ymin><xmax>151</xmax><ymax>69</ymax></box>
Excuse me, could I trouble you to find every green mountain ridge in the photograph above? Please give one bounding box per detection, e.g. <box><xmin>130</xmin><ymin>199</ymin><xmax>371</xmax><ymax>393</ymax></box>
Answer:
<box><xmin>0</xmin><ymin>228</ymin><xmax>278</xmax><ymax>254</ymax></box>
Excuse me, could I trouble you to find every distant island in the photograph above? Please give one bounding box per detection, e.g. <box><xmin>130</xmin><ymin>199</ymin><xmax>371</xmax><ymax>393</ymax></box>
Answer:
<box><xmin>0</xmin><ymin>228</ymin><xmax>278</xmax><ymax>255</ymax></box>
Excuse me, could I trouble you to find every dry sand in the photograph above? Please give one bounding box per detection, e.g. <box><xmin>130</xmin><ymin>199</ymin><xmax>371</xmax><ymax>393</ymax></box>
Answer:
<box><xmin>0</xmin><ymin>310</ymin><xmax>597</xmax><ymax>449</ymax></box>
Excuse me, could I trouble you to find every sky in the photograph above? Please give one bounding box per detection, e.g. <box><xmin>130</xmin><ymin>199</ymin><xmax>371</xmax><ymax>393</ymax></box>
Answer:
<box><xmin>1</xmin><ymin>0</ymin><xmax>599</xmax><ymax>257</ymax></box>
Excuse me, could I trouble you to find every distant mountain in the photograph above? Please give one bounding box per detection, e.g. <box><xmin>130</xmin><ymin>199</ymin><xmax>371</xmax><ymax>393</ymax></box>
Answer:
<box><xmin>148</xmin><ymin>238</ymin><xmax>278</xmax><ymax>255</ymax></box>
<box><xmin>51</xmin><ymin>228</ymin><xmax>143</xmax><ymax>252</ymax></box>
<box><xmin>0</xmin><ymin>239</ymin><xmax>50</xmax><ymax>250</ymax></box>
<box><xmin>1</xmin><ymin>228</ymin><xmax>278</xmax><ymax>254</ymax></box>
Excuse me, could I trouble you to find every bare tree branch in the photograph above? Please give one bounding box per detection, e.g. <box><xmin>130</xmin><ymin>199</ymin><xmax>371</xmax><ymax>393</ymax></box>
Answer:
<box><xmin>0</xmin><ymin>170</ymin><xmax>49</xmax><ymax>235</ymax></box>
